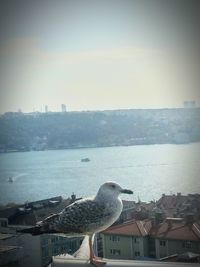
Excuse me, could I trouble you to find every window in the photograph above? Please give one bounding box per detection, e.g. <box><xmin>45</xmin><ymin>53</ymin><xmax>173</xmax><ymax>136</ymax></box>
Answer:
<box><xmin>109</xmin><ymin>235</ymin><xmax>120</xmax><ymax>242</ymax></box>
<box><xmin>110</xmin><ymin>249</ymin><xmax>121</xmax><ymax>255</ymax></box>
<box><xmin>160</xmin><ymin>240</ymin><xmax>166</xmax><ymax>246</ymax></box>
<box><xmin>135</xmin><ymin>251</ymin><xmax>140</xmax><ymax>256</ymax></box>
<box><xmin>42</xmin><ymin>247</ymin><xmax>49</xmax><ymax>257</ymax></box>
<box><xmin>134</xmin><ymin>237</ymin><xmax>139</xmax><ymax>244</ymax></box>
<box><xmin>53</xmin><ymin>248</ymin><xmax>59</xmax><ymax>255</ymax></box>
<box><xmin>0</xmin><ymin>220</ymin><xmax>7</xmax><ymax>227</ymax></box>
<box><xmin>182</xmin><ymin>241</ymin><xmax>192</xmax><ymax>248</ymax></box>
<box><xmin>41</xmin><ymin>237</ymin><xmax>49</xmax><ymax>246</ymax></box>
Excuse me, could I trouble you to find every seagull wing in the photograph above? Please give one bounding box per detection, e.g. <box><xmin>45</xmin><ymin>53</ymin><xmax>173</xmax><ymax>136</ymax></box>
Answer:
<box><xmin>18</xmin><ymin>199</ymin><xmax>112</xmax><ymax>235</ymax></box>
<box><xmin>58</xmin><ymin>198</ymin><xmax>112</xmax><ymax>234</ymax></box>
<box><xmin>17</xmin><ymin>213</ymin><xmax>61</xmax><ymax>235</ymax></box>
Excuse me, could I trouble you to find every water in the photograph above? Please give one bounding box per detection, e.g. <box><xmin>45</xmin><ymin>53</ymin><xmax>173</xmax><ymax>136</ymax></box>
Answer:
<box><xmin>0</xmin><ymin>143</ymin><xmax>200</xmax><ymax>205</ymax></box>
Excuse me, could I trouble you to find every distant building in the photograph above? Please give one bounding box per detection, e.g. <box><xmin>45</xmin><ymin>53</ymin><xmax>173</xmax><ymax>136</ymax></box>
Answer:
<box><xmin>61</xmin><ymin>104</ymin><xmax>66</xmax><ymax>112</ymax></box>
<box><xmin>156</xmin><ymin>193</ymin><xmax>200</xmax><ymax>219</ymax></box>
<box><xmin>45</xmin><ymin>105</ymin><xmax>48</xmax><ymax>113</ymax></box>
<box><xmin>183</xmin><ymin>101</ymin><xmax>196</xmax><ymax>108</ymax></box>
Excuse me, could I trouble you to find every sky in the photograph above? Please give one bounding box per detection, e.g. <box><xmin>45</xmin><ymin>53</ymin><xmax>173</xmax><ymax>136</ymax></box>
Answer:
<box><xmin>0</xmin><ymin>0</ymin><xmax>200</xmax><ymax>113</ymax></box>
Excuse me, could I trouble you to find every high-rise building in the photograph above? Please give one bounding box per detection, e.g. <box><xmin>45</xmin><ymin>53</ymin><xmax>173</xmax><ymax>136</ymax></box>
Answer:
<box><xmin>45</xmin><ymin>105</ymin><xmax>48</xmax><ymax>113</ymax></box>
<box><xmin>61</xmin><ymin>104</ymin><xmax>66</xmax><ymax>112</ymax></box>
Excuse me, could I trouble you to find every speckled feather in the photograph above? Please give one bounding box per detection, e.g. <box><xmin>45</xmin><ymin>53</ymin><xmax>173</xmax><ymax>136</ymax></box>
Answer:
<box><xmin>39</xmin><ymin>198</ymin><xmax>114</xmax><ymax>235</ymax></box>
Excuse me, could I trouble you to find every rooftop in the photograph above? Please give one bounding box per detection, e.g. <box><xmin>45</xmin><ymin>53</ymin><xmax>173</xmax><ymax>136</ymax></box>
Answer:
<box><xmin>151</xmin><ymin>220</ymin><xmax>200</xmax><ymax>241</ymax></box>
<box><xmin>0</xmin><ymin>196</ymin><xmax>75</xmax><ymax>226</ymax></box>
<box><xmin>103</xmin><ymin>219</ymin><xmax>152</xmax><ymax>237</ymax></box>
<box><xmin>103</xmin><ymin>218</ymin><xmax>200</xmax><ymax>241</ymax></box>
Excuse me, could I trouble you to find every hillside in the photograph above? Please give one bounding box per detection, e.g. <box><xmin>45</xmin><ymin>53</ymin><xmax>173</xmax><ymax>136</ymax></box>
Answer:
<box><xmin>0</xmin><ymin>108</ymin><xmax>200</xmax><ymax>152</ymax></box>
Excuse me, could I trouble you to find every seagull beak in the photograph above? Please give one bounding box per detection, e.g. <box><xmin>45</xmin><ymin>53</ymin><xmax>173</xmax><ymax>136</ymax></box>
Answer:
<box><xmin>120</xmin><ymin>188</ymin><xmax>133</xmax><ymax>194</ymax></box>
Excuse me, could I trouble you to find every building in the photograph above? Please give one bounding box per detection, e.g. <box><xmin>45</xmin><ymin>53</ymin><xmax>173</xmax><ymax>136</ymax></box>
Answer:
<box><xmin>41</xmin><ymin>234</ymin><xmax>83</xmax><ymax>267</ymax></box>
<box><xmin>156</xmin><ymin>193</ymin><xmax>200</xmax><ymax>220</ymax></box>
<box><xmin>45</xmin><ymin>105</ymin><xmax>48</xmax><ymax>113</ymax></box>
<box><xmin>102</xmin><ymin>219</ymin><xmax>152</xmax><ymax>260</ymax></box>
<box><xmin>0</xmin><ymin>224</ymin><xmax>83</xmax><ymax>267</ymax></box>
<box><xmin>0</xmin><ymin>196</ymin><xmax>83</xmax><ymax>267</ymax></box>
<box><xmin>0</xmin><ymin>233</ymin><xmax>24</xmax><ymax>267</ymax></box>
<box><xmin>61</xmin><ymin>104</ymin><xmax>66</xmax><ymax>112</ymax></box>
<box><xmin>101</xmin><ymin>218</ymin><xmax>200</xmax><ymax>261</ymax></box>
<box><xmin>150</xmin><ymin>218</ymin><xmax>200</xmax><ymax>259</ymax></box>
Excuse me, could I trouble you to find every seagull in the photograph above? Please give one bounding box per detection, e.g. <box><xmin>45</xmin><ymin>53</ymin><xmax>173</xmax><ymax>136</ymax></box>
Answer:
<box><xmin>18</xmin><ymin>181</ymin><xmax>133</xmax><ymax>266</ymax></box>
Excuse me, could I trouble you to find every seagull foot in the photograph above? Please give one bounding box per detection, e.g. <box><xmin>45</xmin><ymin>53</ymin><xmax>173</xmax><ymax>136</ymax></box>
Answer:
<box><xmin>90</xmin><ymin>256</ymin><xmax>106</xmax><ymax>266</ymax></box>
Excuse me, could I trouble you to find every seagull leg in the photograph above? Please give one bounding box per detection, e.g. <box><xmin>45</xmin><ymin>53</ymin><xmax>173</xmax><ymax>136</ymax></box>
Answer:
<box><xmin>89</xmin><ymin>234</ymin><xmax>106</xmax><ymax>266</ymax></box>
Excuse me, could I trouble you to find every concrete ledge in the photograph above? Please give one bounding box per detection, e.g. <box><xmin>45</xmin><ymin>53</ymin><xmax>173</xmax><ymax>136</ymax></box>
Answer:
<box><xmin>50</xmin><ymin>258</ymin><xmax>200</xmax><ymax>267</ymax></box>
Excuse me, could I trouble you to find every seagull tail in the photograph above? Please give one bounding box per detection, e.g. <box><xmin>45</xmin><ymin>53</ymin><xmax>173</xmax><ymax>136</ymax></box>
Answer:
<box><xmin>17</xmin><ymin>225</ymin><xmax>43</xmax><ymax>236</ymax></box>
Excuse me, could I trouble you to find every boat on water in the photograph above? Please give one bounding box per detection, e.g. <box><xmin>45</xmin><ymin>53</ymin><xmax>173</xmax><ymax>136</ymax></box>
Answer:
<box><xmin>81</xmin><ymin>158</ymin><xmax>90</xmax><ymax>162</ymax></box>
<box><xmin>8</xmin><ymin>177</ymin><xmax>14</xmax><ymax>183</ymax></box>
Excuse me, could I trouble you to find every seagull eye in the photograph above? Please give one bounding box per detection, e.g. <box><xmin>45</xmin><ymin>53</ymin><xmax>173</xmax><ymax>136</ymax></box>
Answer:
<box><xmin>111</xmin><ymin>185</ymin><xmax>116</xmax><ymax>189</ymax></box>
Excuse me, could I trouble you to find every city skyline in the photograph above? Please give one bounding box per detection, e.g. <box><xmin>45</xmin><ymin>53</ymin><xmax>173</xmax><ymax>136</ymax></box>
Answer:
<box><xmin>0</xmin><ymin>0</ymin><xmax>200</xmax><ymax>113</ymax></box>
<box><xmin>2</xmin><ymin>100</ymin><xmax>199</xmax><ymax>115</ymax></box>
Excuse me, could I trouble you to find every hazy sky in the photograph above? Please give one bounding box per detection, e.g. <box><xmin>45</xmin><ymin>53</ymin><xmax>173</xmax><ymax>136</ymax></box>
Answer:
<box><xmin>0</xmin><ymin>0</ymin><xmax>200</xmax><ymax>112</ymax></box>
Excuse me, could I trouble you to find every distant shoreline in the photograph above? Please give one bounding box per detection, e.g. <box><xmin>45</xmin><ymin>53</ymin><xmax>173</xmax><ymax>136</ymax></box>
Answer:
<box><xmin>1</xmin><ymin>108</ymin><xmax>200</xmax><ymax>153</ymax></box>
<box><xmin>0</xmin><ymin>141</ymin><xmax>198</xmax><ymax>154</ymax></box>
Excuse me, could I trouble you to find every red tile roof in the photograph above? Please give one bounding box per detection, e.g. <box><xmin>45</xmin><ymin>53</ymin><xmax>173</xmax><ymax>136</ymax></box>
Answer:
<box><xmin>157</xmin><ymin>194</ymin><xmax>188</xmax><ymax>210</ymax></box>
<box><xmin>103</xmin><ymin>219</ymin><xmax>200</xmax><ymax>242</ymax></box>
<box><xmin>150</xmin><ymin>220</ymin><xmax>200</xmax><ymax>241</ymax></box>
<box><xmin>102</xmin><ymin>219</ymin><xmax>152</xmax><ymax>237</ymax></box>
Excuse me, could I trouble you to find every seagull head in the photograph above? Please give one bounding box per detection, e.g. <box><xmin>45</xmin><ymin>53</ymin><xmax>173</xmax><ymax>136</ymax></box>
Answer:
<box><xmin>97</xmin><ymin>181</ymin><xmax>133</xmax><ymax>199</ymax></box>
